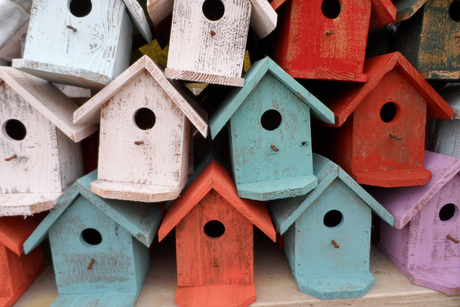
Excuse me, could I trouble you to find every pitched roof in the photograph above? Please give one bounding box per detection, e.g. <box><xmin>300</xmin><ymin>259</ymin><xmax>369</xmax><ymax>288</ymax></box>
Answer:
<box><xmin>23</xmin><ymin>170</ymin><xmax>163</xmax><ymax>254</ymax></box>
<box><xmin>0</xmin><ymin>67</ymin><xmax>98</xmax><ymax>142</ymax></box>
<box><xmin>369</xmin><ymin>151</ymin><xmax>460</xmax><ymax>229</ymax></box>
<box><xmin>209</xmin><ymin>57</ymin><xmax>334</xmax><ymax>139</ymax></box>
<box><xmin>393</xmin><ymin>0</ymin><xmax>428</xmax><ymax>22</ymax></box>
<box><xmin>267</xmin><ymin>154</ymin><xmax>394</xmax><ymax>235</ymax></box>
<box><xmin>122</xmin><ymin>0</ymin><xmax>153</xmax><ymax>43</ymax></box>
<box><xmin>325</xmin><ymin>52</ymin><xmax>453</xmax><ymax>127</ymax></box>
<box><xmin>158</xmin><ymin>160</ymin><xmax>276</xmax><ymax>242</ymax></box>
<box><xmin>0</xmin><ymin>213</ymin><xmax>45</xmax><ymax>256</ymax></box>
<box><xmin>73</xmin><ymin>55</ymin><xmax>208</xmax><ymax>138</ymax></box>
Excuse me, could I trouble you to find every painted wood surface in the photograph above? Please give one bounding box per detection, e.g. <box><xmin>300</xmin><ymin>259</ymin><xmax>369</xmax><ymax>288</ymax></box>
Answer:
<box><xmin>393</xmin><ymin>0</ymin><xmax>428</xmax><ymax>21</ymax></box>
<box><xmin>0</xmin><ymin>0</ymin><xmax>30</xmax><ymax>62</ymax></box>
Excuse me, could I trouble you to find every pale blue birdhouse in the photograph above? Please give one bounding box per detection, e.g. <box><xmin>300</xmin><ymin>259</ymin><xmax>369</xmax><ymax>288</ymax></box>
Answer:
<box><xmin>267</xmin><ymin>154</ymin><xmax>395</xmax><ymax>300</ymax></box>
<box><xmin>209</xmin><ymin>57</ymin><xmax>335</xmax><ymax>201</ymax></box>
<box><xmin>23</xmin><ymin>170</ymin><xmax>162</xmax><ymax>307</ymax></box>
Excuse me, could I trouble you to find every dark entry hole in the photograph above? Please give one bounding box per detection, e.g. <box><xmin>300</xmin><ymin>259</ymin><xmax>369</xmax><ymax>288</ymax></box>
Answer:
<box><xmin>134</xmin><ymin>108</ymin><xmax>156</xmax><ymax>130</ymax></box>
<box><xmin>380</xmin><ymin>102</ymin><xmax>397</xmax><ymax>123</ymax></box>
<box><xmin>439</xmin><ymin>203</ymin><xmax>457</xmax><ymax>221</ymax></box>
<box><xmin>4</xmin><ymin>119</ymin><xmax>27</xmax><ymax>141</ymax></box>
<box><xmin>202</xmin><ymin>0</ymin><xmax>225</xmax><ymax>21</ymax></box>
<box><xmin>323</xmin><ymin>210</ymin><xmax>343</xmax><ymax>227</ymax></box>
<box><xmin>81</xmin><ymin>228</ymin><xmax>102</xmax><ymax>245</ymax></box>
<box><xmin>204</xmin><ymin>220</ymin><xmax>225</xmax><ymax>238</ymax></box>
<box><xmin>261</xmin><ymin>109</ymin><xmax>282</xmax><ymax>131</ymax></box>
<box><xmin>450</xmin><ymin>1</ymin><xmax>460</xmax><ymax>22</ymax></box>
<box><xmin>322</xmin><ymin>0</ymin><xmax>341</xmax><ymax>19</ymax></box>
<box><xmin>69</xmin><ymin>0</ymin><xmax>92</xmax><ymax>18</ymax></box>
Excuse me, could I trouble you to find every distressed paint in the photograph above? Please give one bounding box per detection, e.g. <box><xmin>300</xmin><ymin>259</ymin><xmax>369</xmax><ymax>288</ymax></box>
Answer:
<box><xmin>0</xmin><ymin>0</ymin><xmax>30</xmax><ymax>63</ymax></box>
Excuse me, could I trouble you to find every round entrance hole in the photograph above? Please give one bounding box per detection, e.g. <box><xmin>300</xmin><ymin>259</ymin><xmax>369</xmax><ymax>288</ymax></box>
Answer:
<box><xmin>4</xmin><ymin>119</ymin><xmax>27</xmax><ymax>141</ymax></box>
<box><xmin>204</xmin><ymin>220</ymin><xmax>225</xmax><ymax>238</ymax></box>
<box><xmin>202</xmin><ymin>0</ymin><xmax>225</xmax><ymax>21</ymax></box>
<box><xmin>323</xmin><ymin>210</ymin><xmax>343</xmax><ymax>228</ymax></box>
<box><xmin>134</xmin><ymin>108</ymin><xmax>156</xmax><ymax>130</ymax></box>
<box><xmin>439</xmin><ymin>203</ymin><xmax>457</xmax><ymax>222</ymax></box>
<box><xmin>380</xmin><ymin>102</ymin><xmax>398</xmax><ymax>123</ymax></box>
<box><xmin>69</xmin><ymin>0</ymin><xmax>92</xmax><ymax>18</ymax></box>
<box><xmin>321</xmin><ymin>0</ymin><xmax>341</xmax><ymax>19</ymax></box>
<box><xmin>81</xmin><ymin>228</ymin><xmax>102</xmax><ymax>245</ymax></box>
<box><xmin>261</xmin><ymin>109</ymin><xmax>282</xmax><ymax>131</ymax></box>
<box><xmin>450</xmin><ymin>1</ymin><xmax>460</xmax><ymax>22</ymax></box>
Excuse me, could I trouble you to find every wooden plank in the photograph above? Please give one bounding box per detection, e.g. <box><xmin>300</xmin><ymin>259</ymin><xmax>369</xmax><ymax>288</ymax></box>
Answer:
<box><xmin>122</xmin><ymin>0</ymin><xmax>153</xmax><ymax>43</ymax></box>
<box><xmin>248</xmin><ymin>0</ymin><xmax>277</xmax><ymax>38</ymax></box>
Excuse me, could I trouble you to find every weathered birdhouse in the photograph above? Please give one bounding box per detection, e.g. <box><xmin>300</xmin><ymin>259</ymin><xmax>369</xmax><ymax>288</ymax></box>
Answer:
<box><xmin>158</xmin><ymin>160</ymin><xmax>276</xmax><ymax>307</ymax></box>
<box><xmin>267</xmin><ymin>154</ymin><xmax>394</xmax><ymax>299</ymax></box>
<box><xmin>370</xmin><ymin>151</ymin><xmax>460</xmax><ymax>295</ymax></box>
<box><xmin>0</xmin><ymin>67</ymin><xmax>97</xmax><ymax>216</ymax></box>
<box><xmin>271</xmin><ymin>0</ymin><xmax>396</xmax><ymax>82</ymax></box>
<box><xmin>0</xmin><ymin>214</ymin><xmax>45</xmax><ymax>307</ymax></box>
<box><xmin>23</xmin><ymin>170</ymin><xmax>163</xmax><ymax>307</ymax></box>
<box><xmin>12</xmin><ymin>0</ymin><xmax>152</xmax><ymax>90</ymax></box>
<box><xmin>147</xmin><ymin>0</ymin><xmax>277</xmax><ymax>86</ymax></box>
<box><xmin>210</xmin><ymin>57</ymin><xmax>334</xmax><ymax>201</ymax></box>
<box><xmin>314</xmin><ymin>52</ymin><xmax>452</xmax><ymax>188</ymax></box>
<box><xmin>73</xmin><ymin>55</ymin><xmax>208</xmax><ymax>202</ymax></box>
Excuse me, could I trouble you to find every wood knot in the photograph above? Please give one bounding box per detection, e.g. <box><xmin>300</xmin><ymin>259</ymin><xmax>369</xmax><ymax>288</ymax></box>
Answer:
<box><xmin>5</xmin><ymin>154</ymin><xmax>17</xmax><ymax>162</ymax></box>
<box><xmin>389</xmin><ymin>133</ymin><xmax>402</xmax><ymax>141</ymax></box>
<box><xmin>271</xmin><ymin>144</ymin><xmax>279</xmax><ymax>152</ymax></box>
<box><xmin>87</xmin><ymin>258</ymin><xmax>95</xmax><ymax>270</ymax></box>
<box><xmin>134</xmin><ymin>141</ymin><xmax>144</xmax><ymax>146</ymax></box>
<box><xmin>66</xmin><ymin>25</ymin><xmax>77</xmax><ymax>32</ymax></box>
<box><xmin>331</xmin><ymin>240</ymin><xmax>340</xmax><ymax>249</ymax></box>
<box><xmin>210</xmin><ymin>30</ymin><xmax>216</xmax><ymax>37</ymax></box>
<box><xmin>447</xmin><ymin>234</ymin><xmax>459</xmax><ymax>244</ymax></box>
<box><xmin>325</xmin><ymin>31</ymin><xmax>334</xmax><ymax>35</ymax></box>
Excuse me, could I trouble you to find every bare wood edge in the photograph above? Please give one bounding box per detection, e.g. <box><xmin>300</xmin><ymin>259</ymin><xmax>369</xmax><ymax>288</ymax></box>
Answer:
<box><xmin>122</xmin><ymin>0</ymin><xmax>153</xmax><ymax>43</ymax></box>
<box><xmin>249</xmin><ymin>0</ymin><xmax>277</xmax><ymax>38</ymax></box>
<box><xmin>147</xmin><ymin>0</ymin><xmax>174</xmax><ymax>26</ymax></box>
<box><xmin>0</xmin><ymin>193</ymin><xmax>62</xmax><ymax>217</ymax></box>
<box><xmin>165</xmin><ymin>68</ymin><xmax>245</xmax><ymax>87</ymax></box>
<box><xmin>284</xmin><ymin>69</ymin><xmax>368</xmax><ymax>83</ymax></box>
<box><xmin>395</xmin><ymin>0</ymin><xmax>428</xmax><ymax>22</ymax></box>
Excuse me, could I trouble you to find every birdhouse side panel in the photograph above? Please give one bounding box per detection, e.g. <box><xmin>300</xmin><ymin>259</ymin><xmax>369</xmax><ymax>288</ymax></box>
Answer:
<box><xmin>56</xmin><ymin>129</ymin><xmax>84</xmax><ymax>193</ymax></box>
<box><xmin>0</xmin><ymin>83</ymin><xmax>62</xmax><ymax>194</ymax></box>
<box><xmin>0</xmin><ymin>245</ymin><xmax>12</xmax><ymax>297</ymax></box>
<box><xmin>230</xmin><ymin>73</ymin><xmax>313</xmax><ymax>185</ymax></box>
<box><xmin>98</xmin><ymin>70</ymin><xmax>189</xmax><ymax>188</ymax></box>
<box><xmin>283</xmin><ymin>223</ymin><xmax>297</xmax><ymax>276</ymax></box>
<box><xmin>132</xmin><ymin>231</ymin><xmax>151</xmax><ymax>292</ymax></box>
<box><xmin>167</xmin><ymin>0</ymin><xmax>251</xmax><ymax>78</ymax></box>
<box><xmin>378</xmin><ymin>217</ymin><xmax>410</xmax><ymax>268</ymax></box>
<box><xmin>352</xmin><ymin>69</ymin><xmax>427</xmax><ymax>173</ymax></box>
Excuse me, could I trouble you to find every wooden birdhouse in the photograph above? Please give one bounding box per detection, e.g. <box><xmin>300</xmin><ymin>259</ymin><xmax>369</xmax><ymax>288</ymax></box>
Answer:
<box><xmin>370</xmin><ymin>151</ymin><xmax>460</xmax><ymax>295</ymax></box>
<box><xmin>0</xmin><ymin>214</ymin><xmax>45</xmax><ymax>307</ymax></box>
<box><xmin>158</xmin><ymin>160</ymin><xmax>276</xmax><ymax>307</ymax></box>
<box><xmin>314</xmin><ymin>52</ymin><xmax>453</xmax><ymax>188</ymax></box>
<box><xmin>267</xmin><ymin>154</ymin><xmax>394</xmax><ymax>299</ymax></box>
<box><xmin>271</xmin><ymin>0</ymin><xmax>396</xmax><ymax>82</ymax></box>
<box><xmin>23</xmin><ymin>170</ymin><xmax>163</xmax><ymax>307</ymax></box>
<box><xmin>0</xmin><ymin>67</ymin><xmax>97</xmax><ymax>216</ymax></box>
<box><xmin>12</xmin><ymin>0</ymin><xmax>152</xmax><ymax>90</ymax></box>
<box><xmin>73</xmin><ymin>55</ymin><xmax>208</xmax><ymax>202</ymax></box>
<box><xmin>147</xmin><ymin>0</ymin><xmax>277</xmax><ymax>86</ymax></box>
<box><xmin>209</xmin><ymin>57</ymin><xmax>334</xmax><ymax>201</ymax></box>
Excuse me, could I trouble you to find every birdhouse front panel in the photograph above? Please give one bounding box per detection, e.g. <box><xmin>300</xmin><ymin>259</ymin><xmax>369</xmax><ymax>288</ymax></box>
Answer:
<box><xmin>175</xmin><ymin>189</ymin><xmax>253</xmax><ymax>287</ymax></box>
<box><xmin>0</xmin><ymin>245</ymin><xmax>12</xmax><ymax>298</ymax></box>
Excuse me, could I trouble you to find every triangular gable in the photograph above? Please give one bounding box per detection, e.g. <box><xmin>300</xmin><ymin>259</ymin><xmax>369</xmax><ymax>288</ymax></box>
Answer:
<box><xmin>370</xmin><ymin>151</ymin><xmax>460</xmax><ymax>229</ymax></box>
<box><xmin>0</xmin><ymin>67</ymin><xmax>98</xmax><ymax>142</ymax></box>
<box><xmin>158</xmin><ymin>160</ymin><xmax>276</xmax><ymax>242</ymax></box>
<box><xmin>24</xmin><ymin>170</ymin><xmax>163</xmax><ymax>254</ymax></box>
<box><xmin>122</xmin><ymin>0</ymin><xmax>153</xmax><ymax>43</ymax></box>
<box><xmin>209</xmin><ymin>57</ymin><xmax>334</xmax><ymax>139</ymax></box>
<box><xmin>267</xmin><ymin>154</ymin><xmax>394</xmax><ymax>234</ymax></box>
<box><xmin>73</xmin><ymin>55</ymin><xmax>208</xmax><ymax>138</ymax></box>
<box><xmin>0</xmin><ymin>214</ymin><xmax>45</xmax><ymax>256</ymax></box>
<box><xmin>393</xmin><ymin>0</ymin><xmax>428</xmax><ymax>22</ymax></box>
<box><xmin>325</xmin><ymin>52</ymin><xmax>453</xmax><ymax>127</ymax></box>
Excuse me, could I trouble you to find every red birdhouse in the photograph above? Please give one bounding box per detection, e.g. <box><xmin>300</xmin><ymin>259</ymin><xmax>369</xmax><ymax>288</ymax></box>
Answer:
<box><xmin>314</xmin><ymin>52</ymin><xmax>453</xmax><ymax>188</ymax></box>
<box><xmin>158</xmin><ymin>160</ymin><xmax>276</xmax><ymax>307</ymax></box>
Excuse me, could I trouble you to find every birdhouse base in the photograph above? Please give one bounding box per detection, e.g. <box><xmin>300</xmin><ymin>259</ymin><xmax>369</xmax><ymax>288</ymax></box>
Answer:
<box><xmin>0</xmin><ymin>192</ymin><xmax>63</xmax><ymax>216</ymax></box>
<box><xmin>50</xmin><ymin>292</ymin><xmax>140</xmax><ymax>307</ymax></box>
<box><xmin>175</xmin><ymin>285</ymin><xmax>256</xmax><ymax>307</ymax></box>
<box><xmin>294</xmin><ymin>271</ymin><xmax>375</xmax><ymax>300</ymax></box>
<box><xmin>165</xmin><ymin>68</ymin><xmax>245</xmax><ymax>87</ymax></box>
<box><xmin>351</xmin><ymin>168</ymin><xmax>432</xmax><ymax>188</ymax></box>
<box><xmin>12</xmin><ymin>59</ymin><xmax>111</xmax><ymax>90</ymax></box>
<box><xmin>236</xmin><ymin>174</ymin><xmax>318</xmax><ymax>201</ymax></box>
<box><xmin>283</xmin><ymin>69</ymin><xmax>368</xmax><ymax>82</ymax></box>
<box><xmin>420</xmin><ymin>70</ymin><xmax>460</xmax><ymax>81</ymax></box>
<box><xmin>91</xmin><ymin>179</ymin><xmax>186</xmax><ymax>202</ymax></box>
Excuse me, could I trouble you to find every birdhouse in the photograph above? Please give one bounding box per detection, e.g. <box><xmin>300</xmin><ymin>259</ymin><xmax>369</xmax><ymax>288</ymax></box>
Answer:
<box><xmin>370</xmin><ymin>151</ymin><xmax>460</xmax><ymax>295</ymax></box>
<box><xmin>267</xmin><ymin>154</ymin><xmax>394</xmax><ymax>299</ymax></box>
<box><xmin>0</xmin><ymin>214</ymin><xmax>45</xmax><ymax>307</ymax></box>
<box><xmin>146</xmin><ymin>0</ymin><xmax>277</xmax><ymax>86</ymax></box>
<box><xmin>209</xmin><ymin>57</ymin><xmax>334</xmax><ymax>201</ymax></box>
<box><xmin>23</xmin><ymin>170</ymin><xmax>163</xmax><ymax>307</ymax></box>
<box><xmin>158</xmin><ymin>160</ymin><xmax>276</xmax><ymax>307</ymax></box>
<box><xmin>73</xmin><ymin>55</ymin><xmax>208</xmax><ymax>202</ymax></box>
<box><xmin>314</xmin><ymin>52</ymin><xmax>453</xmax><ymax>188</ymax></box>
<box><xmin>12</xmin><ymin>0</ymin><xmax>152</xmax><ymax>90</ymax></box>
<box><xmin>0</xmin><ymin>67</ymin><xmax>97</xmax><ymax>216</ymax></box>
<box><xmin>271</xmin><ymin>0</ymin><xmax>396</xmax><ymax>82</ymax></box>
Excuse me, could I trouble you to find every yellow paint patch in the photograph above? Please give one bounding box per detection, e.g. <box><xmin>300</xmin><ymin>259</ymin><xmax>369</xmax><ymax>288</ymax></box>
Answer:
<box><xmin>139</xmin><ymin>40</ymin><xmax>169</xmax><ymax>67</ymax></box>
<box><xmin>25</xmin><ymin>294</ymin><xmax>57</xmax><ymax>307</ymax></box>
<box><xmin>244</xmin><ymin>50</ymin><xmax>251</xmax><ymax>72</ymax></box>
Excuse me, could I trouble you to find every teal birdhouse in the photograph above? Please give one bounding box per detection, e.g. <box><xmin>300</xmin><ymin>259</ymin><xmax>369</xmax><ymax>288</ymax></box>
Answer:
<box><xmin>267</xmin><ymin>154</ymin><xmax>394</xmax><ymax>299</ymax></box>
<box><xmin>209</xmin><ymin>57</ymin><xmax>334</xmax><ymax>201</ymax></box>
<box><xmin>23</xmin><ymin>170</ymin><xmax>162</xmax><ymax>307</ymax></box>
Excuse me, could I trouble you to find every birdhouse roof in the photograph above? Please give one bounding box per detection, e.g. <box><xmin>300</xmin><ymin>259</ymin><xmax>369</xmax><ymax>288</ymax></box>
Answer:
<box><xmin>73</xmin><ymin>55</ymin><xmax>208</xmax><ymax>138</ymax></box>
<box><xmin>325</xmin><ymin>52</ymin><xmax>453</xmax><ymax>128</ymax></box>
<box><xmin>209</xmin><ymin>57</ymin><xmax>335</xmax><ymax>139</ymax></box>
<box><xmin>122</xmin><ymin>0</ymin><xmax>153</xmax><ymax>43</ymax></box>
<box><xmin>393</xmin><ymin>0</ymin><xmax>429</xmax><ymax>22</ymax></box>
<box><xmin>369</xmin><ymin>151</ymin><xmax>460</xmax><ymax>229</ymax></box>
<box><xmin>267</xmin><ymin>154</ymin><xmax>395</xmax><ymax>235</ymax></box>
<box><xmin>0</xmin><ymin>67</ymin><xmax>98</xmax><ymax>142</ymax></box>
<box><xmin>439</xmin><ymin>83</ymin><xmax>460</xmax><ymax>119</ymax></box>
<box><xmin>23</xmin><ymin>170</ymin><xmax>163</xmax><ymax>255</ymax></box>
<box><xmin>0</xmin><ymin>214</ymin><xmax>44</xmax><ymax>256</ymax></box>
<box><xmin>158</xmin><ymin>160</ymin><xmax>276</xmax><ymax>242</ymax></box>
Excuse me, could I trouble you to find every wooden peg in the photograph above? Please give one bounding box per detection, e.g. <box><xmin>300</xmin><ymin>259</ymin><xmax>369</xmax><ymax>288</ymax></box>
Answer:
<box><xmin>87</xmin><ymin>258</ymin><xmax>95</xmax><ymax>270</ymax></box>
<box><xmin>389</xmin><ymin>133</ymin><xmax>403</xmax><ymax>140</ymax></box>
<box><xmin>5</xmin><ymin>154</ymin><xmax>17</xmax><ymax>161</ymax></box>
<box><xmin>447</xmin><ymin>235</ymin><xmax>459</xmax><ymax>244</ymax></box>
<box><xmin>66</xmin><ymin>25</ymin><xmax>77</xmax><ymax>32</ymax></box>
<box><xmin>325</xmin><ymin>31</ymin><xmax>334</xmax><ymax>35</ymax></box>
<box><xmin>271</xmin><ymin>144</ymin><xmax>279</xmax><ymax>152</ymax></box>
<box><xmin>210</xmin><ymin>31</ymin><xmax>216</xmax><ymax>37</ymax></box>
<box><xmin>331</xmin><ymin>240</ymin><xmax>340</xmax><ymax>249</ymax></box>
<box><xmin>134</xmin><ymin>141</ymin><xmax>144</xmax><ymax>146</ymax></box>
<box><xmin>213</xmin><ymin>258</ymin><xmax>218</xmax><ymax>267</ymax></box>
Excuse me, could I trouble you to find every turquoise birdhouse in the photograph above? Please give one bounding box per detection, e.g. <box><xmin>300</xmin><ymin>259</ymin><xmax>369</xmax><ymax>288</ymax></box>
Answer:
<box><xmin>209</xmin><ymin>57</ymin><xmax>335</xmax><ymax>201</ymax></box>
<box><xmin>23</xmin><ymin>170</ymin><xmax>162</xmax><ymax>307</ymax></box>
<box><xmin>267</xmin><ymin>154</ymin><xmax>394</xmax><ymax>299</ymax></box>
